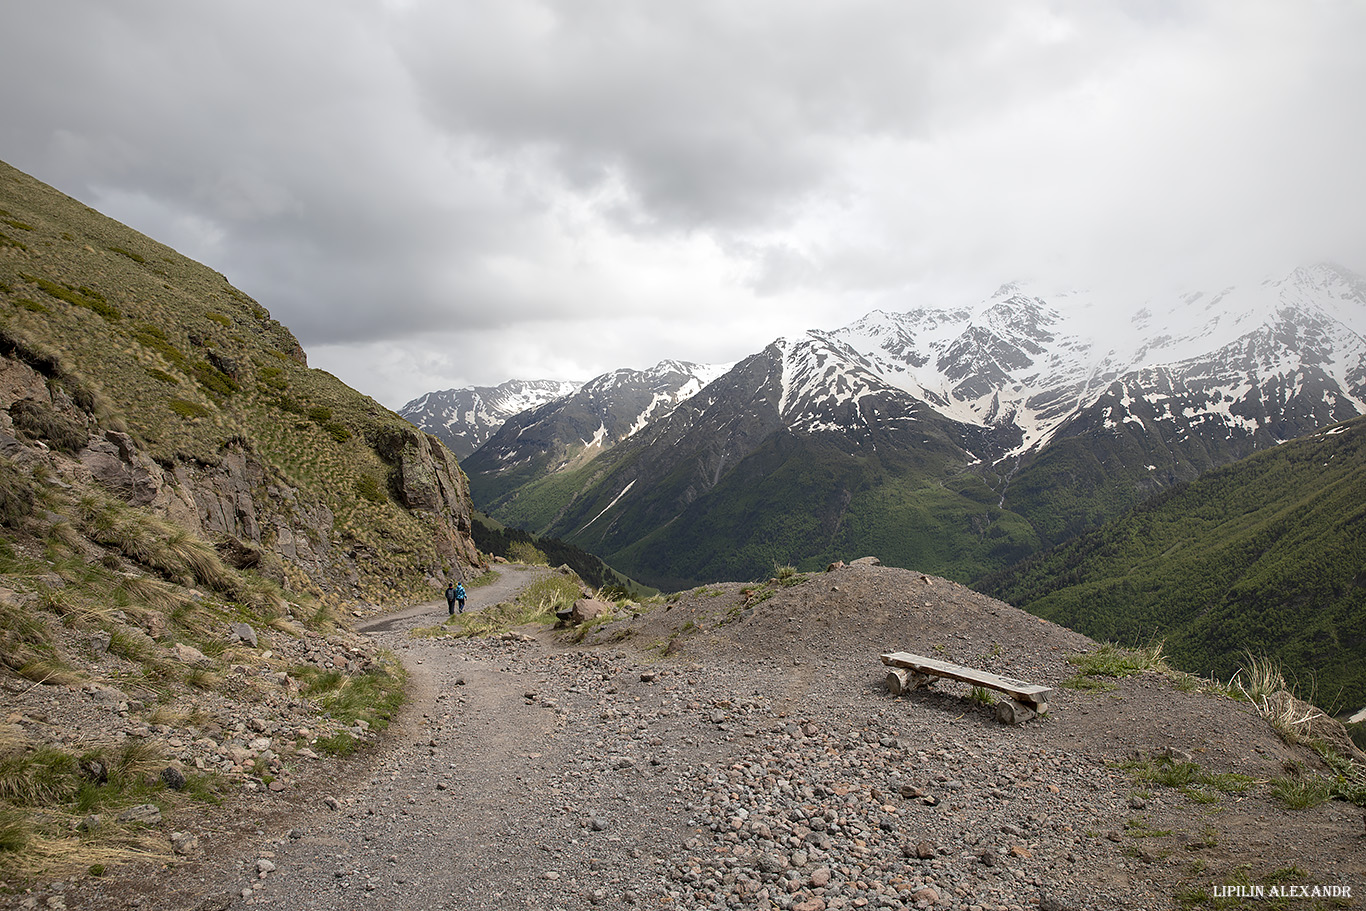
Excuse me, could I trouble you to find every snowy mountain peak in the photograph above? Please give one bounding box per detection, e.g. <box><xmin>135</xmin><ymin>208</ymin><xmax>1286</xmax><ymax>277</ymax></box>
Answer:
<box><xmin>823</xmin><ymin>265</ymin><xmax>1366</xmax><ymax>455</ymax></box>
<box><xmin>399</xmin><ymin>378</ymin><xmax>581</xmax><ymax>458</ymax></box>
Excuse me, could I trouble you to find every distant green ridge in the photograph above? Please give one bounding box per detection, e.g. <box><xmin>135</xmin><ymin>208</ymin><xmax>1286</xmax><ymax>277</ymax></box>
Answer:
<box><xmin>978</xmin><ymin>416</ymin><xmax>1366</xmax><ymax>712</ymax></box>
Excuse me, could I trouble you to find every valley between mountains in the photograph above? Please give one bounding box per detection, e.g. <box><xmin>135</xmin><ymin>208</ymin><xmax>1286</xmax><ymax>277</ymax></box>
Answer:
<box><xmin>35</xmin><ymin>562</ymin><xmax>1365</xmax><ymax>911</ymax></box>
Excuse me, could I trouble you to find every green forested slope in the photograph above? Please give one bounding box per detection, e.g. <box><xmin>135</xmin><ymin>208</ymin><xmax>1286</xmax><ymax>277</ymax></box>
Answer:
<box><xmin>979</xmin><ymin>417</ymin><xmax>1366</xmax><ymax>711</ymax></box>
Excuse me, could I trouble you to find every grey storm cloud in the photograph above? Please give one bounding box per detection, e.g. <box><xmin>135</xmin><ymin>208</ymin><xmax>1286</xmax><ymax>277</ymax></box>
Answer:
<box><xmin>1</xmin><ymin>0</ymin><xmax>1363</xmax><ymax>407</ymax></box>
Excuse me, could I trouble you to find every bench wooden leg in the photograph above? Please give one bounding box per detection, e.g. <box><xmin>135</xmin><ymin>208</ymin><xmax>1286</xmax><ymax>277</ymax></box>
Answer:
<box><xmin>995</xmin><ymin>699</ymin><xmax>1038</xmax><ymax>725</ymax></box>
<box><xmin>887</xmin><ymin>669</ymin><xmax>941</xmax><ymax>696</ymax></box>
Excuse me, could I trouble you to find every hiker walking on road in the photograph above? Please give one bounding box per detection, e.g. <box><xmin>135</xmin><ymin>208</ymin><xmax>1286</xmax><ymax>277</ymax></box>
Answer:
<box><xmin>445</xmin><ymin>582</ymin><xmax>458</xmax><ymax>616</ymax></box>
<box><xmin>455</xmin><ymin>582</ymin><xmax>466</xmax><ymax>614</ymax></box>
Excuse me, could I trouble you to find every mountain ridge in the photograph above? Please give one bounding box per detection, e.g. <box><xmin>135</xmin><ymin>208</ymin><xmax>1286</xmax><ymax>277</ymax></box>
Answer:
<box><xmin>979</xmin><ymin>413</ymin><xmax>1366</xmax><ymax>714</ymax></box>
<box><xmin>448</xmin><ymin>262</ymin><xmax>1366</xmax><ymax>592</ymax></box>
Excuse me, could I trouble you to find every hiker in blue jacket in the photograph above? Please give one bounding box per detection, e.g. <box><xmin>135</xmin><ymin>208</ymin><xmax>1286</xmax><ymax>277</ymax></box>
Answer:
<box><xmin>455</xmin><ymin>582</ymin><xmax>466</xmax><ymax>614</ymax></box>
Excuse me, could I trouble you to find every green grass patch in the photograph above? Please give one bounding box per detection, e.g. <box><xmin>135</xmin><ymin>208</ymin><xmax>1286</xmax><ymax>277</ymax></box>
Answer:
<box><xmin>144</xmin><ymin>368</ymin><xmax>179</xmax><ymax>385</ymax></box>
<box><xmin>108</xmin><ymin>246</ymin><xmax>146</xmax><ymax>263</ymax></box>
<box><xmin>1268</xmin><ymin>775</ymin><xmax>1333</xmax><ymax>810</ymax></box>
<box><xmin>1118</xmin><ymin>756</ymin><xmax>1255</xmax><ymax>805</ymax></box>
<box><xmin>314</xmin><ymin>732</ymin><xmax>358</xmax><ymax>756</ymax></box>
<box><xmin>20</xmin><ymin>273</ymin><xmax>121</xmax><ymax>320</ymax></box>
<box><xmin>168</xmin><ymin>399</ymin><xmax>210</xmax><ymax>419</ymax></box>
<box><xmin>259</xmin><ymin>366</ymin><xmax>287</xmax><ymax>390</ymax></box>
<box><xmin>354</xmin><ymin>475</ymin><xmax>387</xmax><ymax>504</ymax></box>
<box><xmin>1070</xmin><ymin>643</ymin><xmax>1165</xmax><ymax>678</ymax></box>
<box><xmin>296</xmin><ymin>653</ymin><xmax>407</xmax><ymax>735</ymax></box>
<box><xmin>131</xmin><ymin>324</ymin><xmax>188</xmax><ymax>370</ymax></box>
<box><xmin>1312</xmin><ymin>746</ymin><xmax>1366</xmax><ymax>807</ymax></box>
<box><xmin>191</xmin><ymin>360</ymin><xmax>239</xmax><ymax>397</ymax></box>
<box><xmin>507</xmin><ymin>541</ymin><xmax>548</xmax><ymax>565</ymax></box>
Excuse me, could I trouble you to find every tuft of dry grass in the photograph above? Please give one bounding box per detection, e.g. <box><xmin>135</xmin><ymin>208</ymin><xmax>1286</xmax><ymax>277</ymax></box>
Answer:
<box><xmin>1253</xmin><ymin>690</ymin><xmax>1326</xmax><ymax>746</ymax></box>
<box><xmin>116</xmin><ymin>574</ymin><xmax>193</xmax><ymax>614</ymax></box>
<box><xmin>14</xmin><ymin>658</ymin><xmax>82</xmax><ymax>687</ymax></box>
<box><xmin>3</xmin><ymin>829</ymin><xmax>167</xmax><ymax>880</ymax></box>
<box><xmin>1230</xmin><ymin>652</ymin><xmax>1289</xmax><ymax>704</ymax></box>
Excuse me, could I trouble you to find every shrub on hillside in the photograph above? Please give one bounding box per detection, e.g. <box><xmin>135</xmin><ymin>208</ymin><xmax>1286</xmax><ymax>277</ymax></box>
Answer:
<box><xmin>0</xmin><ymin>460</ymin><xmax>36</xmax><ymax>526</ymax></box>
<box><xmin>9</xmin><ymin>399</ymin><xmax>87</xmax><ymax>454</ymax></box>
<box><xmin>508</xmin><ymin>541</ymin><xmax>548</xmax><ymax>565</ymax></box>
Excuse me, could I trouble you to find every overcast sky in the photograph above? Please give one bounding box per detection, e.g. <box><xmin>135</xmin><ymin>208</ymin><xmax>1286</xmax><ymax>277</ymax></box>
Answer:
<box><xmin>3</xmin><ymin>1</ymin><xmax>1364</xmax><ymax>408</ymax></box>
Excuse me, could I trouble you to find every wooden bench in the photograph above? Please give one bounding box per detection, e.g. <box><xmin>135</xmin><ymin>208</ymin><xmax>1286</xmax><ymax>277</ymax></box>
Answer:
<box><xmin>880</xmin><ymin>651</ymin><xmax>1051</xmax><ymax>713</ymax></box>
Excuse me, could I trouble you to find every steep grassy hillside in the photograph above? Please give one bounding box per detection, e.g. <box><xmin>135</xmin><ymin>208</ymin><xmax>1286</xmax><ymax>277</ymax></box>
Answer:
<box><xmin>979</xmin><ymin>416</ymin><xmax>1366</xmax><ymax>712</ymax></box>
<box><xmin>0</xmin><ymin>160</ymin><xmax>477</xmax><ymax>604</ymax></box>
<box><xmin>494</xmin><ymin>421</ymin><xmax>1038</xmax><ymax>590</ymax></box>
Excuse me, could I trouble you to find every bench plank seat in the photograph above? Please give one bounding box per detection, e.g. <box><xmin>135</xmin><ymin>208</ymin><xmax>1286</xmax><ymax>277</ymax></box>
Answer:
<box><xmin>880</xmin><ymin>651</ymin><xmax>1051</xmax><ymax>709</ymax></box>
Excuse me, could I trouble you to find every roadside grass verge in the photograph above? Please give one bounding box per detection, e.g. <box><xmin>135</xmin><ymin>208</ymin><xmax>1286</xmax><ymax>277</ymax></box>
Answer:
<box><xmin>0</xmin><ymin>736</ymin><xmax>226</xmax><ymax>879</ymax></box>
<box><xmin>292</xmin><ymin>650</ymin><xmax>407</xmax><ymax>754</ymax></box>
<box><xmin>463</xmin><ymin>569</ymin><xmax>499</xmax><ymax>589</ymax></box>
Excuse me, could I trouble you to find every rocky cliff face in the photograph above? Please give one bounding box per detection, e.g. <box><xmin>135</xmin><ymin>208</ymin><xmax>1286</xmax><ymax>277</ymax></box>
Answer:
<box><xmin>1</xmin><ymin>344</ymin><xmax>477</xmax><ymax>601</ymax></box>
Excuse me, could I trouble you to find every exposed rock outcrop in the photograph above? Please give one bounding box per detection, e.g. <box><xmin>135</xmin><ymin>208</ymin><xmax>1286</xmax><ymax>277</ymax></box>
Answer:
<box><xmin>0</xmin><ymin>349</ymin><xmax>479</xmax><ymax>599</ymax></box>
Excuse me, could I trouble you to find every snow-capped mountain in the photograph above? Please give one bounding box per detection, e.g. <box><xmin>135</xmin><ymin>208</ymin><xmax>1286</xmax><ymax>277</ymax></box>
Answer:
<box><xmin>831</xmin><ymin>263</ymin><xmax>1366</xmax><ymax>455</ymax></box>
<box><xmin>466</xmin><ymin>262</ymin><xmax>1366</xmax><ymax>589</ymax></box>
<box><xmin>462</xmin><ymin>360</ymin><xmax>730</xmax><ymax>506</ymax></box>
<box><xmin>399</xmin><ymin>379</ymin><xmax>581</xmax><ymax>458</ymax></box>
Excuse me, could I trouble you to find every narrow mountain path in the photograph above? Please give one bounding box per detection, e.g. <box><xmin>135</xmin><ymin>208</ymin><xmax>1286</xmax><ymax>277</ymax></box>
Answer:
<box><xmin>223</xmin><ymin>563</ymin><xmax>584</xmax><ymax>910</ymax></box>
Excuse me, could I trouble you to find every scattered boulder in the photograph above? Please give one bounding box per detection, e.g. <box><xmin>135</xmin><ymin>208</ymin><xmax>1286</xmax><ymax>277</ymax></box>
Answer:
<box><xmin>170</xmin><ymin>831</ymin><xmax>198</xmax><ymax>854</ymax></box>
<box><xmin>85</xmin><ymin>683</ymin><xmax>128</xmax><ymax>706</ymax></box>
<box><xmin>80</xmin><ymin>759</ymin><xmax>108</xmax><ymax>784</ymax></box>
<box><xmin>569</xmin><ymin>598</ymin><xmax>612</xmax><ymax>624</ymax></box>
<box><xmin>230</xmin><ymin>623</ymin><xmax>259</xmax><ymax>647</ymax></box>
<box><xmin>172</xmin><ymin>643</ymin><xmax>212</xmax><ymax>667</ymax></box>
